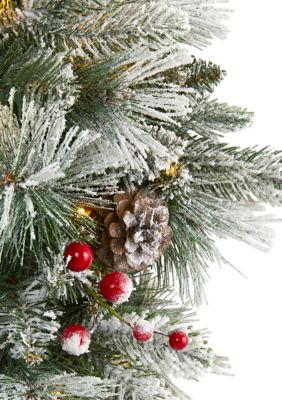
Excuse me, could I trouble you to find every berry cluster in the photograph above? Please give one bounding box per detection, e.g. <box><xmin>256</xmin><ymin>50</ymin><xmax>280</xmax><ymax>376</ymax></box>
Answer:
<box><xmin>61</xmin><ymin>242</ymin><xmax>189</xmax><ymax>355</ymax></box>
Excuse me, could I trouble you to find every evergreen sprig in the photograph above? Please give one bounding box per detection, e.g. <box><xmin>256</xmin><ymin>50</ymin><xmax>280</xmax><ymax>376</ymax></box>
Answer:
<box><xmin>0</xmin><ymin>37</ymin><xmax>76</xmax><ymax>108</ymax></box>
<box><xmin>0</xmin><ymin>92</ymin><xmax>123</xmax><ymax>266</ymax></box>
<box><xmin>185</xmin><ymin>137</ymin><xmax>282</xmax><ymax>203</ymax></box>
<box><xmin>1</xmin><ymin>1</ymin><xmax>228</xmax><ymax>57</ymax></box>
<box><xmin>0</xmin><ymin>1</ymin><xmax>280</xmax><ymax>399</ymax></box>
<box><xmin>184</xmin><ymin>99</ymin><xmax>254</xmax><ymax>138</ymax></box>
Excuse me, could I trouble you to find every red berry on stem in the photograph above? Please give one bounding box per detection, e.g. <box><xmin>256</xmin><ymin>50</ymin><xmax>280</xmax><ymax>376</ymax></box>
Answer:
<box><xmin>61</xmin><ymin>324</ymin><xmax>91</xmax><ymax>356</ymax></box>
<box><xmin>64</xmin><ymin>242</ymin><xmax>94</xmax><ymax>272</ymax></box>
<box><xmin>100</xmin><ymin>271</ymin><xmax>133</xmax><ymax>304</ymax></box>
<box><xmin>169</xmin><ymin>330</ymin><xmax>189</xmax><ymax>351</ymax></box>
<box><xmin>133</xmin><ymin>320</ymin><xmax>154</xmax><ymax>342</ymax></box>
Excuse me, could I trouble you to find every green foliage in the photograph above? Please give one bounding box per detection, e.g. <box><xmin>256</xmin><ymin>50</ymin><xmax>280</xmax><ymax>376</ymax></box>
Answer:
<box><xmin>154</xmin><ymin>185</ymin><xmax>273</xmax><ymax>303</ymax></box>
<box><xmin>185</xmin><ymin>59</ymin><xmax>226</xmax><ymax>96</ymax></box>
<box><xmin>0</xmin><ymin>37</ymin><xmax>76</xmax><ymax>109</ymax></box>
<box><xmin>1</xmin><ymin>0</ymin><xmax>228</xmax><ymax>58</ymax></box>
<box><xmin>68</xmin><ymin>45</ymin><xmax>194</xmax><ymax>178</ymax></box>
<box><xmin>174</xmin><ymin>0</ymin><xmax>230</xmax><ymax>48</ymax></box>
<box><xmin>0</xmin><ymin>372</ymin><xmax>116</xmax><ymax>399</ymax></box>
<box><xmin>96</xmin><ymin>283</ymin><xmax>229</xmax><ymax>399</ymax></box>
<box><xmin>2</xmin><ymin>0</ymin><xmax>190</xmax><ymax>59</ymax></box>
<box><xmin>0</xmin><ymin>94</ymin><xmax>102</xmax><ymax>267</ymax></box>
<box><xmin>0</xmin><ymin>1</ymin><xmax>281</xmax><ymax>399</ymax></box>
<box><xmin>185</xmin><ymin>137</ymin><xmax>282</xmax><ymax>203</ymax></box>
<box><xmin>183</xmin><ymin>99</ymin><xmax>254</xmax><ymax>138</ymax></box>
<box><xmin>151</xmin><ymin>134</ymin><xmax>282</xmax><ymax>303</ymax></box>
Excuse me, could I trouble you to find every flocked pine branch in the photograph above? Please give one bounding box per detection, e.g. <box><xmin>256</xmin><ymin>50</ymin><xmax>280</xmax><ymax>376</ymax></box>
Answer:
<box><xmin>0</xmin><ymin>270</ymin><xmax>228</xmax><ymax>400</ymax></box>
<box><xmin>0</xmin><ymin>279</ymin><xmax>62</xmax><ymax>366</ymax></box>
<box><xmin>0</xmin><ymin>1</ymin><xmax>229</xmax><ymax>58</ymax></box>
<box><xmin>105</xmin><ymin>367</ymin><xmax>172</xmax><ymax>400</ymax></box>
<box><xmin>153</xmin><ymin>181</ymin><xmax>274</xmax><ymax>303</ymax></box>
<box><xmin>0</xmin><ymin>90</ymin><xmax>123</xmax><ymax>265</ymax></box>
<box><xmin>0</xmin><ymin>373</ymin><xmax>116</xmax><ymax>399</ymax></box>
<box><xmin>96</xmin><ymin>292</ymin><xmax>229</xmax><ymax>399</ymax></box>
<box><xmin>69</xmin><ymin>45</ymin><xmax>195</xmax><ymax>180</ymax></box>
<box><xmin>148</xmin><ymin>112</ymin><xmax>282</xmax><ymax>303</ymax></box>
<box><xmin>169</xmin><ymin>0</ymin><xmax>230</xmax><ymax>48</ymax></box>
<box><xmin>0</xmin><ymin>1</ymin><xmax>281</xmax><ymax>400</ymax></box>
<box><xmin>0</xmin><ymin>37</ymin><xmax>76</xmax><ymax>108</ymax></box>
<box><xmin>182</xmin><ymin>58</ymin><xmax>226</xmax><ymax>97</ymax></box>
<box><xmin>150</xmin><ymin>149</ymin><xmax>279</xmax><ymax>303</ymax></box>
<box><xmin>0</xmin><ymin>0</ymin><xmax>190</xmax><ymax>58</ymax></box>
<box><xmin>184</xmin><ymin>137</ymin><xmax>282</xmax><ymax>204</ymax></box>
<box><xmin>22</xmin><ymin>250</ymin><xmax>98</xmax><ymax>305</ymax></box>
<box><xmin>183</xmin><ymin>99</ymin><xmax>254</xmax><ymax>138</ymax></box>
<box><xmin>1</xmin><ymin>29</ymin><xmax>241</xmax><ymax>184</ymax></box>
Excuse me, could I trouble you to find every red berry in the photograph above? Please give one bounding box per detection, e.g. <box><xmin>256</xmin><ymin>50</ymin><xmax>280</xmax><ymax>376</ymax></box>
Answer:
<box><xmin>133</xmin><ymin>320</ymin><xmax>154</xmax><ymax>342</ymax></box>
<box><xmin>100</xmin><ymin>271</ymin><xmax>133</xmax><ymax>304</ymax></box>
<box><xmin>64</xmin><ymin>242</ymin><xmax>94</xmax><ymax>272</ymax></box>
<box><xmin>169</xmin><ymin>330</ymin><xmax>189</xmax><ymax>351</ymax></box>
<box><xmin>61</xmin><ymin>324</ymin><xmax>91</xmax><ymax>356</ymax></box>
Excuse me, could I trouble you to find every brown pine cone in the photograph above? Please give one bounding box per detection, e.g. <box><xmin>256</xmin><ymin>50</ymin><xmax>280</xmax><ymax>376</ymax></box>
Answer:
<box><xmin>97</xmin><ymin>189</ymin><xmax>173</xmax><ymax>272</ymax></box>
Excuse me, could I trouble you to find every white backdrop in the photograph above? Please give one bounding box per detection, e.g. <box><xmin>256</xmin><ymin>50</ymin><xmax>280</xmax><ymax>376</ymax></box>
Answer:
<box><xmin>180</xmin><ymin>1</ymin><xmax>282</xmax><ymax>399</ymax></box>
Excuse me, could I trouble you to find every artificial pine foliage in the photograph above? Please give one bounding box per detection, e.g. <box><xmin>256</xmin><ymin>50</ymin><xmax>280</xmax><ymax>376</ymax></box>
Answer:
<box><xmin>0</xmin><ymin>1</ymin><xmax>281</xmax><ymax>399</ymax></box>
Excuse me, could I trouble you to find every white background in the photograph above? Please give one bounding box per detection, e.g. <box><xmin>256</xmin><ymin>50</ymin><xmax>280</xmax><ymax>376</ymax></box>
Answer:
<box><xmin>180</xmin><ymin>1</ymin><xmax>282</xmax><ymax>399</ymax></box>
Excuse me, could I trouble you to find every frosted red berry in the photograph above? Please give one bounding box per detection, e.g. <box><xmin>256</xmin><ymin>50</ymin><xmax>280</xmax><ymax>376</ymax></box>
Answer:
<box><xmin>133</xmin><ymin>320</ymin><xmax>154</xmax><ymax>342</ymax></box>
<box><xmin>169</xmin><ymin>330</ymin><xmax>189</xmax><ymax>351</ymax></box>
<box><xmin>100</xmin><ymin>271</ymin><xmax>133</xmax><ymax>304</ymax></box>
<box><xmin>61</xmin><ymin>324</ymin><xmax>90</xmax><ymax>343</ymax></box>
<box><xmin>61</xmin><ymin>324</ymin><xmax>91</xmax><ymax>356</ymax></box>
<box><xmin>64</xmin><ymin>242</ymin><xmax>94</xmax><ymax>272</ymax></box>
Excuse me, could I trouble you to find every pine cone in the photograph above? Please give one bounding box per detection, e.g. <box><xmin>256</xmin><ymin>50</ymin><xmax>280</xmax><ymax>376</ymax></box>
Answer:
<box><xmin>97</xmin><ymin>189</ymin><xmax>172</xmax><ymax>272</ymax></box>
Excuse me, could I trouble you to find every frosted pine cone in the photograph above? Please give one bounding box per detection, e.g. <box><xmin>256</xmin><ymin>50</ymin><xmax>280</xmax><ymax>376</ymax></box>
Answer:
<box><xmin>97</xmin><ymin>189</ymin><xmax>172</xmax><ymax>272</ymax></box>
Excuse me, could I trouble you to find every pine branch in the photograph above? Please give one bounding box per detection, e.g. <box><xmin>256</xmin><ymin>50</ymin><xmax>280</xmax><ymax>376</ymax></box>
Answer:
<box><xmin>151</xmin><ymin>178</ymin><xmax>274</xmax><ymax>303</ymax></box>
<box><xmin>0</xmin><ymin>275</ymin><xmax>118</xmax><ymax>384</ymax></box>
<box><xmin>0</xmin><ymin>36</ymin><xmax>76</xmax><ymax>108</ymax></box>
<box><xmin>0</xmin><ymin>92</ymin><xmax>125</xmax><ymax>266</ymax></box>
<box><xmin>184</xmin><ymin>58</ymin><xmax>226</xmax><ymax>97</ymax></box>
<box><xmin>183</xmin><ymin>99</ymin><xmax>254</xmax><ymax>138</ymax></box>
<box><xmin>74</xmin><ymin>44</ymin><xmax>194</xmax><ymax>123</ymax></box>
<box><xmin>0</xmin><ymin>375</ymin><xmax>29</xmax><ymax>400</ymax></box>
<box><xmin>1</xmin><ymin>0</ymin><xmax>191</xmax><ymax>59</ymax></box>
<box><xmin>1</xmin><ymin>1</ymin><xmax>229</xmax><ymax>58</ymax></box>
<box><xmin>96</xmin><ymin>295</ymin><xmax>229</xmax><ymax>399</ymax></box>
<box><xmin>70</xmin><ymin>53</ymin><xmax>231</xmax><ymax>182</ymax></box>
<box><xmin>1</xmin><ymin>2</ymin><xmax>279</xmax><ymax>399</ymax></box>
<box><xmin>184</xmin><ymin>137</ymin><xmax>282</xmax><ymax>204</ymax></box>
<box><xmin>0</xmin><ymin>372</ymin><xmax>116</xmax><ymax>399</ymax></box>
<box><xmin>69</xmin><ymin>45</ymin><xmax>194</xmax><ymax>180</ymax></box>
<box><xmin>0</xmin><ymin>280</ymin><xmax>62</xmax><ymax>366</ymax></box>
<box><xmin>171</xmin><ymin>0</ymin><xmax>230</xmax><ymax>48</ymax></box>
<box><xmin>105</xmin><ymin>366</ymin><xmax>172</xmax><ymax>400</ymax></box>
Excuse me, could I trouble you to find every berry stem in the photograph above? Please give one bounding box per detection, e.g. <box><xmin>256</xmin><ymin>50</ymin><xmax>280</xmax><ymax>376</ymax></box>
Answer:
<box><xmin>83</xmin><ymin>285</ymin><xmax>168</xmax><ymax>336</ymax></box>
<box><xmin>154</xmin><ymin>329</ymin><xmax>169</xmax><ymax>337</ymax></box>
<box><xmin>83</xmin><ymin>284</ymin><xmax>133</xmax><ymax>328</ymax></box>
